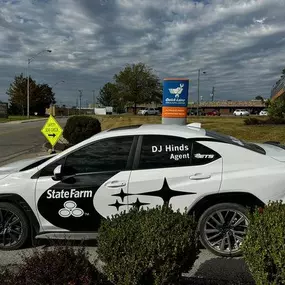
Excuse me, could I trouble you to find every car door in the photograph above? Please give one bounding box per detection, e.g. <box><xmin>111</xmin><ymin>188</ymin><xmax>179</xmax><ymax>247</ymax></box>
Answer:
<box><xmin>127</xmin><ymin>135</ymin><xmax>222</xmax><ymax>213</ymax></box>
<box><xmin>35</xmin><ymin>135</ymin><xmax>136</xmax><ymax>232</ymax></box>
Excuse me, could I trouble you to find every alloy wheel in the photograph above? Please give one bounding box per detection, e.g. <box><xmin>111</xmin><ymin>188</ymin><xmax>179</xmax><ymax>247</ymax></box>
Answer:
<box><xmin>203</xmin><ymin>209</ymin><xmax>249</xmax><ymax>254</ymax></box>
<box><xmin>0</xmin><ymin>208</ymin><xmax>23</xmax><ymax>248</ymax></box>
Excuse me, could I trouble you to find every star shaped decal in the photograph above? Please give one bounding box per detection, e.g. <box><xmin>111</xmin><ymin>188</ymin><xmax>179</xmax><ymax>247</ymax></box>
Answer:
<box><xmin>130</xmin><ymin>198</ymin><xmax>150</xmax><ymax>210</ymax></box>
<box><xmin>111</xmin><ymin>188</ymin><xmax>129</xmax><ymax>202</ymax></box>
<box><xmin>134</xmin><ymin>178</ymin><xmax>196</xmax><ymax>206</ymax></box>
<box><xmin>108</xmin><ymin>178</ymin><xmax>196</xmax><ymax>210</ymax></box>
<box><xmin>108</xmin><ymin>199</ymin><xmax>126</xmax><ymax>211</ymax></box>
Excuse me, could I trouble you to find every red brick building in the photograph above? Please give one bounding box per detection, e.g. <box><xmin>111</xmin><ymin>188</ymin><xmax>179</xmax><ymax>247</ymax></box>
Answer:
<box><xmin>188</xmin><ymin>100</ymin><xmax>266</xmax><ymax>115</ymax></box>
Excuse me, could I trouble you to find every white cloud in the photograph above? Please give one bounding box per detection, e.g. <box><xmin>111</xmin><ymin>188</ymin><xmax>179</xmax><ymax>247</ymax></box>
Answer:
<box><xmin>0</xmin><ymin>0</ymin><xmax>285</xmax><ymax>105</ymax></box>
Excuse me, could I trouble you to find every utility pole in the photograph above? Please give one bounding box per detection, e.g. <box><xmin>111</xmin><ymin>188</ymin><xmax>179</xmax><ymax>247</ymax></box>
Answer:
<box><xmin>197</xmin><ymin>69</ymin><xmax>200</xmax><ymax>115</ymax></box>
<box><xmin>197</xmin><ymin>69</ymin><xmax>206</xmax><ymax>115</ymax></box>
<box><xmin>78</xmin><ymin>90</ymin><xmax>83</xmax><ymax>114</ymax></box>
<box><xmin>210</xmin><ymin>86</ymin><xmax>215</xmax><ymax>101</ymax></box>
<box><xmin>92</xmin><ymin>90</ymin><xmax>95</xmax><ymax>107</ymax></box>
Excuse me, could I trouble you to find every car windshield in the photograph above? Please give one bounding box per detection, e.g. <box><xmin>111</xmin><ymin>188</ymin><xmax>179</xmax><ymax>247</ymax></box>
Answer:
<box><xmin>206</xmin><ymin>130</ymin><xmax>266</xmax><ymax>155</ymax></box>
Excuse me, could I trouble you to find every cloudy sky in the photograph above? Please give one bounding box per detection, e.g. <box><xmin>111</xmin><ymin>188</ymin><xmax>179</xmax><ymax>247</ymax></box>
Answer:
<box><xmin>0</xmin><ymin>0</ymin><xmax>285</xmax><ymax>106</ymax></box>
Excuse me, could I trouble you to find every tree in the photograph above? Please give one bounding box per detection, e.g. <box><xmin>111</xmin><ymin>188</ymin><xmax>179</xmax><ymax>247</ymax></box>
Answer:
<box><xmin>255</xmin><ymin>95</ymin><xmax>264</xmax><ymax>103</ymax></box>
<box><xmin>97</xmin><ymin>82</ymin><xmax>117</xmax><ymax>107</ymax></box>
<box><xmin>268</xmin><ymin>97</ymin><xmax>285</xmax><ymax>118</ymax></box>
<box><xmin>113</xmin><ymin>62</ymin><xmax>162</xmax><ymax>114</ymax></box>
<box><xmin>6</xmin><ymin>73</ymin><xmax>55</xmax><ymax>116</ymax></box>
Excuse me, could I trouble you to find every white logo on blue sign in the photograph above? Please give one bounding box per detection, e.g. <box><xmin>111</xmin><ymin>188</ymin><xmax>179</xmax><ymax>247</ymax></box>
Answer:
<box><xmin>169</xmin><ymin>83</ymin><xmax>184</xmax><ymax>99</ymax></box>
<box><xmin>163</xmin><ymin>80</ymin><xmax>189</xmax><ymax>107</ymax></box>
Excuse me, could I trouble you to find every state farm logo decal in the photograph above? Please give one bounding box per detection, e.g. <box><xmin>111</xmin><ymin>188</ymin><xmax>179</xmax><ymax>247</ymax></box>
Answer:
<box><xmin>59</xmin><ymin>201</ymin><xmax>84</xmax><ymax>218</ymax></box>
<box><xmin>47</xmin><ymin>189</ymin><xmax>92</xmax><ymax>199</ymax></box>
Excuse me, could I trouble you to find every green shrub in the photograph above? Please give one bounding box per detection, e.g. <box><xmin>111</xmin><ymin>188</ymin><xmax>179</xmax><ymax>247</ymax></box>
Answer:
<box><xmin>266</xmin><ymin>117</ymin><xmax>285</xmax><ymax>124</ymax></box>
<box><xmin>244</xmin><ymin>117</ymin><xmax>261</xmax><ymax>125</ymax></box>
<box><xmin>268</xmin><ymin>97</ymin><xmax>285</xmax><ymax>119</ymax></box>
<box><xmin>97</xmin><ymin>205</ymin><xmax>199</xmax><ymax>285</ymax></box>
<box><xmin>63</xmin><ymin>115</ymin><xmax>101</xmax><ymax>145</ymax></box>
<box><xmin>244</xmin><ymin>117</ymin><xmax>285</xmax><ymax>125</ymax></box>
<box><xmin>0</xmin><ymin>246</ymin><xmax>106</xmax><ymax>285</ymax></box>
<box><xmin>242</xmin><ymin>201</ymin><xmax>285</xmax><ymax>285</ymax></box>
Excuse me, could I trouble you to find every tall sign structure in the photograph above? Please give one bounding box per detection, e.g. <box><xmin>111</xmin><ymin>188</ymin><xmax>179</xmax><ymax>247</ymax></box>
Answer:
<box><xmin>162</xmin><ymin>78</ymin><xmax>189</xmax><ymax>125</ymax></box>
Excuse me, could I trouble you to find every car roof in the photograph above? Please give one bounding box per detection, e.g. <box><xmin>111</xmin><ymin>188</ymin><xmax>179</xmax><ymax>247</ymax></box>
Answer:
<box><xmin>103</xmin><ymin>123</ymin><xmax>207</xmax><ymax>138</ymax></box>
<box><xmin>36</xmin><ymin>123</ymin><xmax>208</xmax><ymax>171</ymax></box>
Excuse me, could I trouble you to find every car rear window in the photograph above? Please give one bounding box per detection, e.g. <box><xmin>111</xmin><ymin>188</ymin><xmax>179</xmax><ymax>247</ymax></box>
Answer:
<box><xmin>206</xmin><ymin>130</ymin><xmax>266</xmax><ymax>155</ymax></box>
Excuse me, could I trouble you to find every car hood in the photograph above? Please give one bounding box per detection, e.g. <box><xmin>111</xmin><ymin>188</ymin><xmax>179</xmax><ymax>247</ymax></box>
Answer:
<box><xmin>255</xmin><ymin>142</ymin><xmax>285</xmax><ymax>162</ymax></box>
<box><xmin>0</xmin><ymin>154</ymin><xmax>56</xmax><ymax>179</ymax></box>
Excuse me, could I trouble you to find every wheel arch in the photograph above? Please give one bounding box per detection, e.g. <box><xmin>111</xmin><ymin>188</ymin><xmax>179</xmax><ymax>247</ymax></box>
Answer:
<box><xmin>188</xmin><ymin>192</ymin><xmax>265</xmax><ymax>220</ymax></box>
<box><xmin>0</xmin><ymin>193</ymin><xmax>40</xmax><ymax>234</ymax></box>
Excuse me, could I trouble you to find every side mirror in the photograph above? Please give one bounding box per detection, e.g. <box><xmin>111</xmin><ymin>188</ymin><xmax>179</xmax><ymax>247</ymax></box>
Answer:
<box><xmin>52</xmin><ymin>165</ymin><xmax>63</xmax><ymax>181</ymax></box>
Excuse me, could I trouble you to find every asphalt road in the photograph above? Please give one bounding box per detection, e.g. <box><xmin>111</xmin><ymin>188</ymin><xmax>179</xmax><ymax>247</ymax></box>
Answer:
<box><xmin>0</xmin><ymin>118</ymin><xmax>67</xmax><ymax>166</ymax></box>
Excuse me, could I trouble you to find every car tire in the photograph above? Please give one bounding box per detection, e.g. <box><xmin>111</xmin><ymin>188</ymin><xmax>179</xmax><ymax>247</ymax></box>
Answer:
<box><xmin>0</xmin><ymin>202</ymin><xmax>29</xmax><ymax>250</ymax></box>
<box><xmin>198</xmin><ymin>203</ymin><xmax>249</xmax><ymax>257</ymax></box>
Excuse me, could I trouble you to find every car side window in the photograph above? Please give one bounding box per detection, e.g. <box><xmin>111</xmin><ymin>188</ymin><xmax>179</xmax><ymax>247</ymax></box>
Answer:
<box><xmin>138</xmin><ymin>135</ymin><xmax>191</xmax><ymax>169</ymax></box>
<box><xmin>191</xmin><ymin>141</ymin><xmax>221</xmax><ymax>165</ymax></box>
<box><xmin>63</xmin><ymin>136</ymin><xmax>134</xmax><ymax>174</ymax></box>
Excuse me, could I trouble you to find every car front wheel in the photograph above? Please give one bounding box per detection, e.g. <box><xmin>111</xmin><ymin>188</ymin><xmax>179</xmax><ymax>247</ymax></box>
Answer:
<box><xmin>198</xmin><ymin>203</ymin><xmax>249</xmax><ymax>257</ymax></box>
<box><xmin>0</xmin><ymin>202</ymin><xmax>29</xmax><ymax>250</ymax></box>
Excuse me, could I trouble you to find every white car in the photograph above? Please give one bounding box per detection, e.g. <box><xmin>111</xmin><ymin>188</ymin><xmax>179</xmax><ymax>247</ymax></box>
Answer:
<box><xmin>233</xmin><ymin>109</ymin><xmax>249</xmax><ymax>116</ymax></box>
<box><xmin>1</xmin><ymin>123</ymin><xmax>285</xmax><ymax>257</ymax></box>
<box><xmin>259</xmin><ymin>109</ymin><xmax>268</xmax><ymax>116</ymax></box>
<box><xmin>137</xmin><ymin>108</ymin><xmax>160</xmax><ymax>115</ymax></box>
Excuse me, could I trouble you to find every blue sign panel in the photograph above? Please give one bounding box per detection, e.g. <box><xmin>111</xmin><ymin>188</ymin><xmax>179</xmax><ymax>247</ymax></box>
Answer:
<box><xmin>163</xmin><ymin>79</ymin><xmax>189</xmax><ymax>107</ymax></box>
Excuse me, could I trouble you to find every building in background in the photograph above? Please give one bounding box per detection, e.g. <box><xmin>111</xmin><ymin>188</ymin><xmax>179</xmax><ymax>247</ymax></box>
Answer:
<box><xmin>188</xmin><ymin>100</ymin><xmax>266</xmax><ymax>115</ymax></box>
<box><xmin>45</xmin><ymin>106</ymin><xmax>94</xmax><ymax>116</ymax></box>
<box><xmin>271</xmin><ymin>77</ymin><xmax>285</xmax><ymax>101</ymax></box>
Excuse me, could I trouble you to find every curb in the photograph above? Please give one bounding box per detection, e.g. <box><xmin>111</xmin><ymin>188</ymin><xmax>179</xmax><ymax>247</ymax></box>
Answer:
<box><xmin>20</xmin><ymin>118</ymin><xmax>47</xmax><ymax>124</ymax></box>
<box><xmin>1</xmin><ymin>118</ymin><xmax>47</xmax><ymax>124</ymax></box>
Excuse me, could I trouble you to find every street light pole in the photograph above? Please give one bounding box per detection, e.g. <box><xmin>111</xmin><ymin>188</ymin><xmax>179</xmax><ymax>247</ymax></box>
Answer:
<box><xmin>197</xmin><ymin>69</ymin><xmax>200</xmax><ymax>115</ymax></box>
<box><xmin>27</xmin><ymin>49</ymin><xmax>52</xmax><ymax>118</ymax></box>
<box><xmin>92</xmin><ymin>90</ymin><xmax>95</xmax><ymax>107</ymax></box>
<box><xmin>52</xmin><ymin>80</ymin><xmax>65</xmax><ymax>89</ymax></box>
<box><xmin>27</xmin><ymin>60</ymin><xmax>30</xmax><ymax>118</ymax></box>
<box><xmin>197</xmin><ymin>69</ymin><xmax>206</xmax><ymax>116</ymax></box>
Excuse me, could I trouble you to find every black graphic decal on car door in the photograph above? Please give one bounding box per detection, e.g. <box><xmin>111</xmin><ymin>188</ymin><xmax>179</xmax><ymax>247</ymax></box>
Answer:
<box><xmin>37</xmin><ymin>172</ymin><xmax>120</xmax><ymax>231</ymax></box>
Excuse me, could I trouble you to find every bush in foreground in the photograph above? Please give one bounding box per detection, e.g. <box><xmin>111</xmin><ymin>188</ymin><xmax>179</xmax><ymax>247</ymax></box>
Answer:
<box><xmin>0</xmin><ymin>246</ymin><xmax>105</xmax><ymax>285</ymax></box>
<box><xmin>242</xmin><ymin>201</ymin><xmax>285</xmax><ymax>285</ymax></box>
<box><xmin>244</xmin><ymin>117</ymin><xmax>285</xmax><ymax>125</ymax></box>
<box><xmin>98</xmin><ymin>205</ymin><xmax>199</xmax><ymax>285</ymax></box>
<box><xmin>63</xmin><ymin>115</ymin><xmax>101</xmax><ymax>145</ymax></box>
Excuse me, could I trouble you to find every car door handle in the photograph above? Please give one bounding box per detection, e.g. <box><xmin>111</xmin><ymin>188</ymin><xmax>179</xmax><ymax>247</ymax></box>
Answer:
<box><xmin>105</xmin><ymin>181</ymin><xmax>126</xmax><ymax>188</ymax></box>
<box><xmin>189</xmin><ymin>173</ymin><xmax>211</xmax><ymax>180</ymax></box>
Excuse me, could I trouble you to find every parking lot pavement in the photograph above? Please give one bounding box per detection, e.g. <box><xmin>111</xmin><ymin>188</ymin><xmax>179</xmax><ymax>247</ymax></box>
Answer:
<box><xmin>0</xmin><ymin>243</ymin><xmax>254</xmax><ymax>284</ymax></box>
<box><xmin>0</xmin><ymin>118</ymin><xmax>67</xmax><ymax>166</ymax></box>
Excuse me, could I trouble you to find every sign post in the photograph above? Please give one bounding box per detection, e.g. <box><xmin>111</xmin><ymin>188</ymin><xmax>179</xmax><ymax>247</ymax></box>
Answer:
<box><xmin>162</xmin><ymin>78</ymin><xmax>189</xmax><ymax>125</ymax></box>
<box><xmin>41</xmin><ymin>115</ymin><xmax>63</xmax><ymax>152</ymax></box>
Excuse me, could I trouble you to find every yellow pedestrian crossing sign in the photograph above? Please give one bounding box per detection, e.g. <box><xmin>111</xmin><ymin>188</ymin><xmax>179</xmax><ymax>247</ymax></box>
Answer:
<box><xmin>41</xmin><ymin>115</ymin><xmax>63</xmax><ymax>147</ymax></box>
